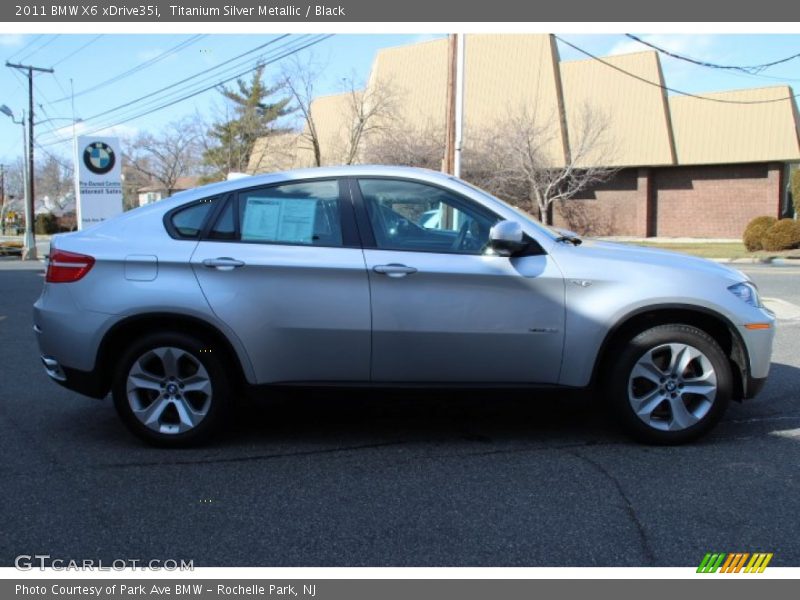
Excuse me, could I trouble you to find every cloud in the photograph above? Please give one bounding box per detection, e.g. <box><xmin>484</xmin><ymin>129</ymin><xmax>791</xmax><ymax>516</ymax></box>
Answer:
<box><xmin>0</xmin><ymin>34</ymin><xmax>24</xmax><ymax>47</ymax></box>
<box><xmin>136</xmin><ymin>48</ymin><xmax>163</xmax><ymax>61</ymax></box>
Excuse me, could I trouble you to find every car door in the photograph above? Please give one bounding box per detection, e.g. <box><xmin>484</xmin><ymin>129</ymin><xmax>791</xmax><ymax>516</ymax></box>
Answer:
<box><xmin>191</xmin><ymin>178</ymin><xmax>371</xmax><ymax>383</ymax></box>
<box><xmin>352</xmin><ymin>177</ymin><xmax>565</xmax><ymax>384</ymax></box>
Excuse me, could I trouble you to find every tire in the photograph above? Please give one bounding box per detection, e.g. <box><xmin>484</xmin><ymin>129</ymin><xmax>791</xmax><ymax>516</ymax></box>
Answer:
<box><xmin>112</xmin><ymin>331</ymin><xmax>232</xmax><ymax>447</ymax></box>
<box><xmin>606</xmin><ymin>324</ymin><xmax>732</xmax><ymax>445</ymax></box>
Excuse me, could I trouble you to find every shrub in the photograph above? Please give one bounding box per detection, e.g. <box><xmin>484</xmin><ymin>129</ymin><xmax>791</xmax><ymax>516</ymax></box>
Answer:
<box><xmin>742</xmin><ymin>216</ymin><xmax>777</xmax><ymax>251</ymax></box>
<box><xmin>34</xmin><ymin>213</ymin><xmax>59</xmax><ymax>235</ymax></box>
<box><xmin>762</xmin><ymin>218</ymin><xmax>800</xmax><ymax>252</ymax></box>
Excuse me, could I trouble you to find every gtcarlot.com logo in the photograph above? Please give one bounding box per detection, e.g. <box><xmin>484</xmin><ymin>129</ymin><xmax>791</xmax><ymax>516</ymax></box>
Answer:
<box><xmin>697</xmin><ymin>552</ymin><xmax>773</xmax><ymax>573</ymax></box>
<box><xmin>14</xmin><ymin>554</ymin><xmax>193</xmax><ymax>571</ymax></box>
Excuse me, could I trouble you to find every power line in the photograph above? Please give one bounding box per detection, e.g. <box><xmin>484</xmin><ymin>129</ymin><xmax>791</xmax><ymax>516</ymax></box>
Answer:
<box><xmin>52</xmin><ymin>34</ymin><xmax>207</xmax><ymax>103</ymax></box>
<box><xmin>38</xmin><ymin>35</ymin><xmax>295</xmax><ymax>145</ymax></box>
<box><xmin>52</xmin><ymin>74</ymin><xmax>71</xmax><ymax>99</ymax></box>
<box><xmin>555</xmin><ymin>36</ymin><xmax>800</xmax><ymax>105</ymax></box>
<box><xmin>51</xmin><ymin>34</ymin><xmax>104</xmax><ymax>67</ymax></box>
<box><xmin>33</xmin><ymin>140</ymin><xmax>73</xmax><ymax>171</ymax></box>
<box><xmin>38</xmin><ymin>35</ymin><xmax>303</xmax><ymax>145</ymax></box>
<box><xmin>18</xmin><ymin>35</ymin><xmax>61</xmax><ymax>63</ymax></box>
<box><xmin>624</xmin><ymin>34</ymin><xmax>800</xmax><ymax>74</ymax></box>
<box><xmin>38</xmin><ymin>34</ymin><xmax>303</xmax><ymax>143</ymax></box>
<box><xmin>85</xmin><ymin>36</ymin><xmax>331</xmax><ymax>134</ymax></box>
<box><xmin>42</xmin><ymin>34</ymin><xmax>333</xmax><ymax>146</ymax></box>
<box><xmin>73</xmin><ymin>35</ymin><xmax>292</xmax><ymax>125</ymax></box>
<box><xmin>6</xmin><ymin>34</ymin><xmax>43</xmax><ymax>60</ymax></box>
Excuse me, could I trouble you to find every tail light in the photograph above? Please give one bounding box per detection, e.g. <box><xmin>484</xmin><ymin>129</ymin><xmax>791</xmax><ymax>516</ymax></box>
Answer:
<box><xmin>46</xmin><ymin>249</ymin><xmax>95</xmax><ymax>283</ymax></box>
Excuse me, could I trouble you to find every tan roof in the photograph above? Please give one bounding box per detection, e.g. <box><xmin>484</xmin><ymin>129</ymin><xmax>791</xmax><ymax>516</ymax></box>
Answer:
<box><xmin>670</xmin><ymin>86</ymin><xmax>800</xmax><ymax>165</ymax></box>
<box><xmin>560</xmin><ymin>51</ymin><xmax>676</xmax><ymax>167</ymax></box>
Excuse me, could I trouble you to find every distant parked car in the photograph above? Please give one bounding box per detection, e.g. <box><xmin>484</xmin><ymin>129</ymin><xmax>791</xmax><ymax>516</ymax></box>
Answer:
<box><xmin>33</xmin><ymin>166</ymin><xmax>775</xmax><ymax>446</ymax></box>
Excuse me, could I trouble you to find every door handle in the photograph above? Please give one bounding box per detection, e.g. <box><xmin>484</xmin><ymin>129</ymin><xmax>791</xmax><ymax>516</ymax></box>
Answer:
<box><xmin>373</xmin><ymin>263</ymin><xmax>418</xmax><ymax>278</ymax></box>
<box><xmin>202</xmin><ymin>257</ymin><xmax>245</xmax><ymax>271</ymax></box>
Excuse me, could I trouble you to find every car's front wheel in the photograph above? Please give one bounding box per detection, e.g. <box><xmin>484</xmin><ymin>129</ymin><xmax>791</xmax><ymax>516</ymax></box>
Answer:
<box><xmin>112</xmin><ymin>332</ymin><xmax>232</xmax><ymax>446</ymax></box>
<box><xmin>607</xmin><ymin>324</ymin><xmax>732</xmax><ymax>444</ymax></box>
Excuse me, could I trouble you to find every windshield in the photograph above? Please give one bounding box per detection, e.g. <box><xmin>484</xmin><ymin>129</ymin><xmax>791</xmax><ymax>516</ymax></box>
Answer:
<box><xmin>450</xmin><ymin>178</ymin><xmax>561</xmax><ymax>240</ymax></box>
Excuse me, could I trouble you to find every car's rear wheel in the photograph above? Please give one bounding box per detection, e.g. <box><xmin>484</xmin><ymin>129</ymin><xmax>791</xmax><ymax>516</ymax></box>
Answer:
<box><xmin>607</xmin><ymin>324</ymin><xmax>732</xmax><ymax>444</ymax></box>
<box><xmin>112</xmin><ymin>332</ymin><xmax>231</xmax><ymax>446</ymax></box>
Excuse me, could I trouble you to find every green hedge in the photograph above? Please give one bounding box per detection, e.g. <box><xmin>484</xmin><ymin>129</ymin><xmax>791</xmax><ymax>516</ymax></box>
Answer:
<box><xmin>34</xmin><ymin>213</ymin><xmax>59</xmax><ymax>235</ymax></box>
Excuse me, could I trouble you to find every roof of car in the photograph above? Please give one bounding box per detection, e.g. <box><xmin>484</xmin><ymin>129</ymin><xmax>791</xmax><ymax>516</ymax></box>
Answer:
<box><xmin>173</xmin><ymin>165</ymin><xmax>453</xmax><ymax>202</ymax></box>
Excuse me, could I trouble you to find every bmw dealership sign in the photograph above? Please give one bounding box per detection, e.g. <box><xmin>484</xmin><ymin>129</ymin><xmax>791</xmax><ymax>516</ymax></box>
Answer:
<box><xmin>75</xmin><ymin>136</ymin><xmax>123</xmax><ymax>229</ymax></box>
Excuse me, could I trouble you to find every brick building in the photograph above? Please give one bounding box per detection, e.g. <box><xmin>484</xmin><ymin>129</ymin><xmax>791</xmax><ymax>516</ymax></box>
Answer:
<box><xmin>249</xmin><ymin>35</ymin><xmax>800</xmax><ymax>238</ymax></box>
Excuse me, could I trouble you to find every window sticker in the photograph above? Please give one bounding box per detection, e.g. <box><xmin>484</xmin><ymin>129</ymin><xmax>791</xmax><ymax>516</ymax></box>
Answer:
<box><xmin>242</xmin><ymin>196</ymin><xmax>317</xmax><ymax>243</ymax></box>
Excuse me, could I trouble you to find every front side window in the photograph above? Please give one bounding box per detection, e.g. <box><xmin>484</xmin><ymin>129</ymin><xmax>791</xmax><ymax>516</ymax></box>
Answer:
<box><xmin>238</xmin><ymin>180</ymin><xmax>343</xmax><ymax>247</ymax></box>
<box><xmin>358</xmin><ymin>179</ymin><xmax>500</xmax><ymax>254</ymax></box>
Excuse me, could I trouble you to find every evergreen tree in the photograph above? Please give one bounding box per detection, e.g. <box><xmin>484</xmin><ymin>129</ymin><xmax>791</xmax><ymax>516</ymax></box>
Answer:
<box><xmin>203</xmin><ymin>65</ymin><xmax>294</xmax><ymax>180</ymax></box>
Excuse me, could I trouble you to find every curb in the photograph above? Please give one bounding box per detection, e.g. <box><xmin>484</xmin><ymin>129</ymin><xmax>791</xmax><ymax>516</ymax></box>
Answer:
<box><xmin>709</xmin><ymin>257</ymin><xmax>800</xmax><ymax>264</ymax></box>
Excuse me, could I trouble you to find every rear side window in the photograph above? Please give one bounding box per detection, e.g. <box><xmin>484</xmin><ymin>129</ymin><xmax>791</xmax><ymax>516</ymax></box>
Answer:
<box><xmin>238</xmin><ymin>180</ymin><xmax>343</xmax><ymax>247</ymax></box>
<box><xmin>169</xmin><ymin>198</ymin><xmax>217</xmax><ymax>238</ymax></box>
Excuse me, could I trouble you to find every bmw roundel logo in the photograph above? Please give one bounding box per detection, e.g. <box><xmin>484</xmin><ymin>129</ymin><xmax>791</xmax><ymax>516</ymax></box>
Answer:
<box><xmin>83</xmin><ymin>141</ymin><xmax>116</xmax><ymax>175</ymax></box>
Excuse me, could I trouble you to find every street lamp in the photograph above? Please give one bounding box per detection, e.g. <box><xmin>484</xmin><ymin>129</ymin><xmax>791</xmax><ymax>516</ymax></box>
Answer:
<box><xmin>1</xmin><ymin>104</ymin><xmax>33</xmax><ymax>257</ymax></box>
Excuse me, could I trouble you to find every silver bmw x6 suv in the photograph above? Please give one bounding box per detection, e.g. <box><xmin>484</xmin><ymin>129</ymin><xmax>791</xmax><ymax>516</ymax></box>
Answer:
<box><xmin>34</xmin><ymin>166</ymin><xmax>775</xmax><ymax>446</ymax></box>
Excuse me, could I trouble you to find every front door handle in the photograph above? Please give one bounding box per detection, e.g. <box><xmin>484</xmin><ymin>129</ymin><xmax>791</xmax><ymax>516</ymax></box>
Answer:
<box><xmin>202</xmin><ymin>257</ymin><xmax>245</xmax><ymax>271</ymax></box>
<box><xmin>373</xmin><ymin>263</ymin><xmax>418</xmax><ymax>278</ymax></box>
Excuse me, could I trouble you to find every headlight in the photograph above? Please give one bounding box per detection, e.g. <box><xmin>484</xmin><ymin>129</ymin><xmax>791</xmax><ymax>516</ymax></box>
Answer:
<box><xmin>728</xmin><ymin>282</ymin><xmax>761</xmax><ymax>307</ymax></box>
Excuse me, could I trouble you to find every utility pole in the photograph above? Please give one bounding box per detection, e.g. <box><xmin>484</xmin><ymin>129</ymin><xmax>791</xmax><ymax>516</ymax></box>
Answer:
<box><xmin>443</xmin><ymin>34</ymin><xmax>466</xmax><ymax>178</ymax></box>
<box><xmin>6</xmin><ymin>61</ymin><xmax>54</xmax><ymax>260</ymax></box>
<box><xmin>0</xmin><ymin>164</ymin><xmax>5</xmax><ymax>235</ymax></box>
<box><xmin>453</xmin><ymin>34</ymin><xmax>465</xmax><ymax>179</ymax></box>
<box><xmin>443</xmin><ymin>34</ymin><xmax>457</xmax><ymax>176</ymax></box>
<box><xmin>442</xmin><ymin>34</ymin><xmax>467</xmax><ymax>230</ymax></box>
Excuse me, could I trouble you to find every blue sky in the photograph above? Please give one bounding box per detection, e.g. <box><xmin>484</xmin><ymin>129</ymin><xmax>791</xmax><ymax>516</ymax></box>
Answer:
<box><xmin>1</xmin><ymin>33</ymin><xmax>799</xmax><ymax>166</ymax></box>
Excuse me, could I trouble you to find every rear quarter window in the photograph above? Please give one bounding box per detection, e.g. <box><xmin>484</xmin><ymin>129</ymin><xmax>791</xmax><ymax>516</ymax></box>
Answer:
<box><xmin>167</xmin><ymin>198</ymin><xmax>217</xmax><ymax>239</ymax></box>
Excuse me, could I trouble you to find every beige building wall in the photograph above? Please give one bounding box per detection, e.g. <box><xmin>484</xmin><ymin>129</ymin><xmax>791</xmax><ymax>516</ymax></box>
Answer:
<box><xmin>249</xmin><ymin>35</ymin><xmax>800</xmax><ymax>178</ymax></box>
<box><xmin>560</xmin><ymin>51</ymin><xmax>676</xmax><ymax>168</ymax></box>
<box><xmin>367</xmin><ymin>34</ymin><xmax>568</xmax><ymax>166</ymax></box>
<box><xmin>670</xmin><ymin>86</ymin><xmax>800</xmax><ymax>165</ymax></box>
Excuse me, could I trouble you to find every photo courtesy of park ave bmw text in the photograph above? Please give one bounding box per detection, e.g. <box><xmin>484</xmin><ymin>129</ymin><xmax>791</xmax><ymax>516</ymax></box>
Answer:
<box><xmin>0</xmin><ymin>0</ymin><xmax>799</xmax><ymax>596</ymax></box>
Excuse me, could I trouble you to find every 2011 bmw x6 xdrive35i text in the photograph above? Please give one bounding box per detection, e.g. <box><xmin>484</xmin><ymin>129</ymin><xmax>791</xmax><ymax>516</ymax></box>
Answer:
<box><xmin>34</xmin><ymin>166</ymin><xmax>775</xmax><ymax>446</ymax></box>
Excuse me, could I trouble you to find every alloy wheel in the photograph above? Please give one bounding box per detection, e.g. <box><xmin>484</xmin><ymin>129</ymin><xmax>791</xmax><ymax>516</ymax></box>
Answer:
<box><xmin>126</xmin><ymin>346</ymin><xmax>212</xmax><ymax>435</ymax></box>
<box><xmin>627</xmin><ymin>342</ymin><xmax>717</xmax><ymax>432</ymax></box>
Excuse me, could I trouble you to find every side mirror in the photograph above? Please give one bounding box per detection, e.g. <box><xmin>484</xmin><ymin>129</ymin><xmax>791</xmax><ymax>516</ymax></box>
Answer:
<box><xmin>488</xmin><ymin>220</ymin><xmax>527</xmax><ymax>257</ymax></box>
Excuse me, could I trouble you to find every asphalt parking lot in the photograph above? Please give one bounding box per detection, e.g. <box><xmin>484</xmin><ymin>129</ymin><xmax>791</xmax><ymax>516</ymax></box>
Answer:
<box><xmin>1</xmin><ymin>259</ymin><xmax>798</xmax><ymax>567</ymax></box>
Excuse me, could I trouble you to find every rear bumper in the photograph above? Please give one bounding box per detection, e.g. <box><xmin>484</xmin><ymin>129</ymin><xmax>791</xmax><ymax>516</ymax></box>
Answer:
<box><xmin>40</xmin><ymin>355</ymin><xmax>108</xmax><ymax>399</ymax></box>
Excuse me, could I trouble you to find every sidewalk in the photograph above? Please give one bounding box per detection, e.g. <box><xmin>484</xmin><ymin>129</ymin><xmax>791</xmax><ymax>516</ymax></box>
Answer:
<box><xmin>598</xmin><ymin>236</ymin><xmax>800</xmax><ymax>263</ymax></box>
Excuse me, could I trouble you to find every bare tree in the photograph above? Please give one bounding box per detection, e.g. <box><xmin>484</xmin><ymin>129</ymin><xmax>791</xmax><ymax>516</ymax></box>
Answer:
<box><xmin>465</xmin><ymin>104</ymin><xmax>618</xmax><ymax>226</ymax></box>
<box><xmin>126</xmin><ymin>117</ymin><xmax>204</xmax><ymax>196</ymax></box>
<box><xmin>363</xmin><ymin>122</ymin><xmax>445</xmax><ymax>170</ymax></box>
<box><xmin>282</xmin><ymin>58</ymin><xmax>397</xmax><ymax>167</ymax></box>
<box><xmin>281</xmin><ymin>57</ymin><xmax>324</xmax><ymax>166</ymax></box>
<box><xmin>339</xmin><ymin>75</ymin><xmax>396</xmax><ymax>165</ymax></box>
<box><xmin>32</xmin><ymin>152</ymin><xmax>73</xmax><ymax>210</ymax></box>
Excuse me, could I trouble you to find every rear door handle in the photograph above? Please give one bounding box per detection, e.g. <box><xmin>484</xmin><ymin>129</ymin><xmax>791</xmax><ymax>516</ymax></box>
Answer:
<box><xmin>202</xmin><ymin>257</ymin><xmax>245</xmax><ymax>271</ymax></box>
<box><xmin>373</xmin><ymin>264</ymin><xmax>418</xmax><ymax>278</ymax></box>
